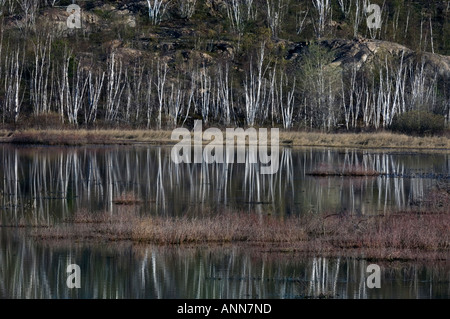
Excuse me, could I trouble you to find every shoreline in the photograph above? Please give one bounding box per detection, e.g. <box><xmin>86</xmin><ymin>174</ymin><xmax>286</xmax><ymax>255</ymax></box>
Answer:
<box><xmin>0</xmin><ymin>129</ymin><xmax>449</xmax><ymax>151</ymax></box>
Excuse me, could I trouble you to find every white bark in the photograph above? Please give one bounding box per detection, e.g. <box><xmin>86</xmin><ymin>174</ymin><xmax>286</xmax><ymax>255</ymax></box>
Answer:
<box><xmin>244</xmin><ymin>43</ymin><xmax>267</xmax><ymax>126</ymax></box>
<box><xmin>85</xmin><ymin>69</ymin><xmax>104</xmax><ymax>125</ymax></box>
<box><xmin>199</xmin><ymin>64</ymin><xmax>211</xmax><ymax>124</ymax></box>
<box><xmin>3</xmin><ymin>46</ymin><xmax>24</xmax><ymax>122</ymax></box>
<box><xmin>177</xmin><ymin>0</ymin><xmax>196</xmax><ymax>19</ymax></box>
<box><xmin>31</xmin><ymin>35</ymin><xmax>52</xmax><ymax>115</ymax></box>
<box><xmin>156</xmin><ymin>61</ymin><xmax>168</xmax><ymax>129</ymax></box>
<box><xmin>16</xmin><ymin>0</ymin><xmax>39</xmax><ymax>30</ymax></box>
<box><xmin>312</xmin><ymin>0</ymin><xmax>331</xmax><ymax>38</ymax></box>
<box><xmin>266</xmin><ymin>0</ymin><xmax>288</xmax><ymax>38</ymax></box>
<box><xmin>146</xmin><ymin>0</ymin><xmax>168</xmax><ymax>25</ymax></box>
<box><xmin>280</xmin><ymin>73</ymin><xmax>295</xmax><ymax>129</ymax></box>
<box><xmin>226</xmin><ymin>0</ymin><xmax>244</xmax><ymax>34</ymax></box>
<box><xmin>338</xmin><ymin>0</ymin><xmax>352</xmax><ymax>18</ymax></box>
<box><xmin>296</xmin><ymin>8</ymin><xmax>308</xmax><ymax>35</ymax></box>
<box><xmin>105</xmin><ymin>53</ymin><xmax>125</xmax><ymax>123</ymax></box>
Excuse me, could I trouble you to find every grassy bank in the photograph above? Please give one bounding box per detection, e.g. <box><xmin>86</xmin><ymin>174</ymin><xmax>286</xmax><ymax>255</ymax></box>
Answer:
<box><xmin>0</xmin><ymin>129</ymin><xmax>449</xmax><ymax>150</ymax></box>
<box><xmin>28</xmin><ymin>188</ymin><xmax>449</xmax><ymax>261</ymax></box>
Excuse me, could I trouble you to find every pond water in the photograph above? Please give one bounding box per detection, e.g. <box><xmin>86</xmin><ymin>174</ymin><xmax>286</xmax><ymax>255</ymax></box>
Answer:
<box><xmin>0</xmin><ymin>145</ymin><xmax>449</xmax><ymax>298</ymax></box>
<box><xmin>1</xmin><ymin>229</ymin><xmax>448</xmax><ymax>299</ymax></box>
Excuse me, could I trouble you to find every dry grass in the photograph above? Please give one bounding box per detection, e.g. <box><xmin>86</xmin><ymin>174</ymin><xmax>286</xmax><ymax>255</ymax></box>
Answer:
<box><xmin>112</xmin><ymin>192</ymin><xmax>143</xmax><ymax>205</ymax></box>
<box><xmin>0</xmin><ymin>129</ymin><xmax>449</xmax><ymax>150</ymax></box>
<box><xmin>31</xmin><ymin>189</ymin><xmax>450</xmax><ymax>261</ymax></box>
<box><xmin>307</xmin><ymin>163</ymin><xmax>380</xmax><ymax>176</ymax></box>
<box><xmin>280</xmin><ymin>131</ymin><xmax>450</xmax><ymax>150</ymax></box>
<box><xmin>0</xmin><ymin>129</ymin><xmax>174</xmax><ymax>145</ymax></box>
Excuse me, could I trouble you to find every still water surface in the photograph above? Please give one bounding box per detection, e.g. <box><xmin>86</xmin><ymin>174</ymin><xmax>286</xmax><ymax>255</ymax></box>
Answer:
<box><xmin>0</xmin><ymin>145</ymin><xmax>449</xmax><ymax>298</ymax></box>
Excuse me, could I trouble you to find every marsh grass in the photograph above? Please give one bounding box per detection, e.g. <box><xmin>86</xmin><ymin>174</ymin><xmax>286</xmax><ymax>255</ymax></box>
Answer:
<box><xmin>112</xmin><ymin>192</ymin><xmax>143</xmax><ymax>205</ymax></box>
<box><xmin>307</xmin><ymin>163</ymin><xmax>380</xmax><ymax>176</ymax></box>
<box><xmin>32</xmin><ymin>188</ymin><xmax>450</xmax><ymax>261</ymax></box>
<box><xmin>1</xmin><ymin>129</ymin><xmax>449</xmax><ymax>150</ymax></box>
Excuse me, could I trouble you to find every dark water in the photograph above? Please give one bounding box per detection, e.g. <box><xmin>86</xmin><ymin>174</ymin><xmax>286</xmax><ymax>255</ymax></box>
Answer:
<box><xmin>1</xmin><ymin>145</ymin><xmax>448</xmax><ymax>221</ymax></box>
<box><xmin>1</xmin><ymin>228</ymin><xmax>448</xmax><ymax>299</ymax></box>
<box><xmin>0</xmin><ymin>145</ymin><xmax>449</xmax><ymax>298</ymax></box>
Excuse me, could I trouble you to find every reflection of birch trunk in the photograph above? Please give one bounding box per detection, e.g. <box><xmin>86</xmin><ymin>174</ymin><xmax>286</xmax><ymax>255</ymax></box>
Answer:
<box><xmin>156</xmin><ymin>147</ymin><xmax>166</xmax><ymax>213</ymax></box>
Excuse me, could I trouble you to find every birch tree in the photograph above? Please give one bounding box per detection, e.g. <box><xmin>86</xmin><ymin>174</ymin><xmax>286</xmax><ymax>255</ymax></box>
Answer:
<box><xmin>156</xmin><ymin>60</ymin><xmax>168</xmax><ymax>129</ymax></box>
<box><xmin>298</xmin><ymin>42</ymin><xmax>338</xmax><ymax>130</ymax></box>
<box><xmin>167</xmin><ymin>76</ymin><xmax>184</xmax><ymax>127</ymax></box>
<box><xmin>226</xmin><ymin>0</ymin><xmax>244</xmax><ymax>34</ymax></box>
<box><xmin>338</xmin><ymin>0</ymin><xmax>352</xmax><ymax>18</ymax></box>
<box><xmin>146</xmin><ymin>0</ymin><xmax>168</xmax><ymax>25</ymax></box>
<box><xmin>217</xmin><ymin>63</ymin><xmax>233</xmax><ymax>125</ymax></box>
<box><xmin>182</xmin><ymin>69</ymin><xmax>196</xmax><ymax>127</ymax></box>
<box><xmin>311</xmin><ymin>0</ymin><xmax>332</xmax><ymax>38</ymax></box>
<box><xmin>199</xmin><ymin>64</ymin><xmax>212</xmax><ymax>124</ymax></box>
<box><xmin>16</xmin><ymin>0</ymin><xmax>39</xmax><ymax>30</ymax></box>
<box><xmin>177</xmin><ymin>0</ymin><xmax>196</xmax><ymax>19</ymax></box>
<box><xmin>3</xmin><ymin>47</ymin><xmax>24</xmax><ymax>123</ymax></box>
<box><xmin>84</xmin><ymin>69</ymin><xmax>105</xmax><ymax>125</ymax></box>
<box><xmin>146</xmin><ymin>70</ymin><xmax>153</xmax><ymax>128</ymax></box>
<box><xmin>63</xmin><ymin>59</ymin><xmax>89</xmax><ymax>125</ymax></box>
<box><xmin>244</xmin><ymin>43</ymin><xmax>266</xmax><ymax>126</ymax></box>
<box><xmin>105</xmin><ymin>53</ymin><xmax>125</xmax><ymax>123</ymax></box>
<box><xmin>30</xmin><ymin>35</ymin><xmax>52</xmax><ymax>115</ymax></box>
<box><xmin>296</xmin><ymin>8</ymin><xmax>309</xmax><ymax>35</ymax></box>
<box><xmin>266</xmin><ymin>0</ymin><xmax>288</xmax><ymax>38</ymax></box>
<box><xmin>279</xmin><ymin>73</ymin><xmax>295</xmax><ymax>129</ymax></box>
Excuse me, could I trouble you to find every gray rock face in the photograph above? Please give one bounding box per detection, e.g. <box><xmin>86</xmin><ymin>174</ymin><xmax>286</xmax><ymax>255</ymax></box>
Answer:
<box><xmin>288</xmin><ymin>38</ymin><xmax>450</xmax><ymax>80</ymax></box>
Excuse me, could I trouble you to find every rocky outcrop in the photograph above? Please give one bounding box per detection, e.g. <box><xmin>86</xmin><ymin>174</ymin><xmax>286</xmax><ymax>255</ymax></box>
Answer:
<box><xmin>288</xmin><ymin>38</ymin><xmax>450</xmax><ymax>80</ymax></box>
<box><xmin>4</xmin><ymin>1</ymin><xmax>450</xmax><ymax>80</ymax></box>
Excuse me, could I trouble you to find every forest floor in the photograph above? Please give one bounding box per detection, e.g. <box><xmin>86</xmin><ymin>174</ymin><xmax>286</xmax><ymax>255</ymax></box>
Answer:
<box><xmin>0</xmin><ymin>128</ymin><xmax>449</xmax><ymax>151</ymax></box>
